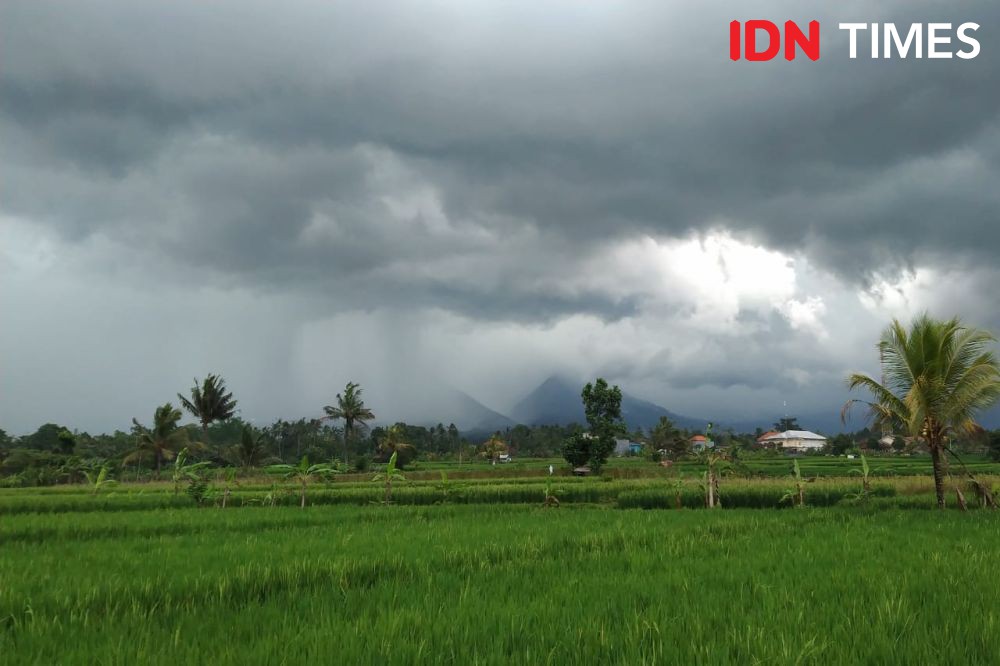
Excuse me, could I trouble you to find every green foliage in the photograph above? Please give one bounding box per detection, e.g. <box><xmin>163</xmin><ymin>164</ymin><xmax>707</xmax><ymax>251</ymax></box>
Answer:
<box><xmin>231</xmin><ymin>425</ymin><xmax>269</xmax><ymax>469</ymax></box>
<box><xmin>267</xmin><ymin>457</ymin><xmax>336</xmax><ymax>508</ymax></box>
<box><xmin>479</xmin><ymin>435</ymin><xmax>507</xmax><ymax>463</ymax></box>
<box><xmin>375</xmin><ymin>424</ymin><xmax>417</xmax><ymax>468</ymax></box>
<box><xmin>847</xmin><ymin>454</ymin><xmax>873</xmax><ymax>503</ymax></box>
<box><xmin>560</xmin><ymin>378</ymin><xmax>625</xmax><ymax>473</ymax></box>
<box><xmin>649</xmin><ymin>416</ymin><xmax>688</xmax><ymax>460</ymax></box>
<box><xmin>171</xmin><ymin>448</ymin><xmax>213</xmax><ymax>495</ymax></box>
<box><xmin>82</xmin><ymin>465</ymin><xmax>118</xmax><ymax>495</ymax></box>
<box><xmin>774</xmin><ymin>416</ymin><xmax>802</xmax><ymax>431</ymax></box>
<box><xmin>184</xmin><ymin>475</ymin><xmax>213</xmax><ymax>507</ymax></box>
<box><xmin>353</xmin><ymin>454</ymin><xmax>372</xmax><ymax>473</ymax></box>
<box><xmin>780</xmin><ymin>459</ymin><xmax>808</xmax><ymax>507</ymax></box>
<box><xmin>5</xmin><ymin>505</ymin><xmax>1000</xmax><ymax>664</ymax></box>
<box><xmin>845</xmin><ymin>314</ymin><xmax>1000</xmax><ymax>508</ymax></box>
<box><xmin>323</xmin><ymin>381</ymin><xmax>375</xmax><ymax>465</ymax></box>
<box><xmin>177</xmin><ymin>373</ymin><xmax>238</xmax><ymax>433</ymax></box>
<box><xmin>129</xmin><ymin>403</ymin><xmax>191</xmax><ymax>473</ymax></box>
<box><xmin>372</xmin><ymin>451</ymin><xmax>406</xmax><ymax>504</ymax></box>
<box><xmin>561</xmin><ymin>432</ymin><xmax>591</xmax><ymax>468</ymax></box>
<box><xmin>19</xmin><ymin>423</ymin><xmax>72</xmax><ymax>452</ymax></box>
<box><xmin>56</xmin><ymin>429</ymin><xmax>76</xmax><ymax>455</ymax></box>
<box><xmin>988</xmin><ymin>431</ymin><xmax>1000</xmax><ymax>462</ymax></box>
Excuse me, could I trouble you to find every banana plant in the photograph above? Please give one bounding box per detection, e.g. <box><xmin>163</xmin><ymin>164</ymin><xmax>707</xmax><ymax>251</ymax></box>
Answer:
<box><xmin>220</xmin><ymin>468</ymin><xmax>238</xmax><ymax>508</ymax></box>
<box><xmin>171</xmin><ymin>447</ymin><xmax>212</xmax><ymax>495</ymax></box>
<box><xmin>670</xmin><ymin>471</ymin><xmax>686</xmax><ymax>510</ymax></box>
<box><xmin>848</xmin><ymin>454</ymin><xmax>872</xmax><ymax>503</ymax></box>
<box><xmin>542</xmin><ymin>479</ymin><xmax>560</xmax><ymax>508</ymax></box>
<box><xmin>267</xmin><ymin>457</ymin><xmax>335</xmax><ymax>508</ymax></box>
<box><xmin>780</xmin><ymin>459</ymin><xmax>809</xmax><ymax>507</ymax></box>
<box><xmin>83</xmin><ymin>465</ymin><xmax>118</xmax><ymax>495</ymax></box>
<box><xmin>435</xmin><ymin>471</ymin><xmax>466</xmax><ymax>504</ymax></box>
<box><xmin>372</xmin><ymin>451</ymin><xmax>405</xmax><ymax>504</ymax></box>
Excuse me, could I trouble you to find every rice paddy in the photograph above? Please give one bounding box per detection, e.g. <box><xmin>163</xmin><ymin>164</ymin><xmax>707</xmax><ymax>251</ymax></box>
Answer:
<box><xmin>3</xmin><ymin>475</ymin><xmax>1000</xmax><ymax>664</ymax></box>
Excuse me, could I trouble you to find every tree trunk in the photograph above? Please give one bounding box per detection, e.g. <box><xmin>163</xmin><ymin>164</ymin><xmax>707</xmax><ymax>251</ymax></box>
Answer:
<box><xmin>222</xmin><ymin>487</ymin><xmax>230</xmax><ymax>509</ymax></box>
<box><xmin>930</xmin><ymin>442</ymin><xmax>946</xmax><ymax>509</ymax></box>
<box><xmin>300</xmin><ymin>480</ymin><xmax>307</xmax><ymax>509</ymax></box>
<box><xmin>706</xmin><ymin>469</ymin><xmax>715</xmax><ymax>508</ymax></box>
<box><xmin>344</xmin><ymin>420</ymin><xmax>352</xmax><ymax>467</ymax></box>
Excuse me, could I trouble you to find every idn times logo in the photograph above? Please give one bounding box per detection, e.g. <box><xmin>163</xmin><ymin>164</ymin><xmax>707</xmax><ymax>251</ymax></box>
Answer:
<box><xmin>730</xmin><ymin>21</ymin><xmax>980</xmax><ymax>61</ymax></box>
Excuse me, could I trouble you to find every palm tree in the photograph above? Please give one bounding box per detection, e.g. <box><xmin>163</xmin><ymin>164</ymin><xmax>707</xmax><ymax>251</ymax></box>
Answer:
<box><xmin>480</xmin><ymin>434</ymin><xmax>507</xmax><ymax>464</ymax></box>
<box><xmin>178</xmin><ymin>374</ymin><xmax>238</xmax><ymax>443</ymax></box>
<box><xmin>231</xmin><ymin>424</ymin><xmax>269</xmax><ymax>469</ymax></box>
<box><xmin>267</xmin><ymin>457</ymin><xmax>336</xmax><ymax>508</ymax></box>
<box><xmin>323</xmin><ymin>382</ymin><xmax>374</xmax><ymax>466</ymax></box>
<box><xmin>128</xmin><ymin>403</ymin><xmax>190</xmax><ymax>475</ymax></box>
<box><xmin>844</xmin><ymin>314</ymin><xmax>1000</xmax><ymax>509</ymax></box>
<box><xmin>376</xmin><ymin>424</ymin><xmax>416</xmax><ymax>465</ymax></box>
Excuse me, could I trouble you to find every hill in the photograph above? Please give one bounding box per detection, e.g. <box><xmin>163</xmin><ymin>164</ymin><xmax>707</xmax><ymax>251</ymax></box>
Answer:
<box><xmin>509</xmin><ymin>376</ymin><xmax>710</xmax><ymax>432</ymax></box>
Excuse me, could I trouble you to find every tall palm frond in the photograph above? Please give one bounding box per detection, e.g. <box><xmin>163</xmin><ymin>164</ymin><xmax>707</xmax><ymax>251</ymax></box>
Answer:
<box><xmin>178</xmin><ymin>374</ymin><xmax>237</xmax><ymax>436</ymax></box>
<box><xmin>322</xmin><ymin>381</ymin><xmax>374</xmax><ymax>465</ymax></box>
<box><xmin>128</xmin><ymin>403</ymin><xmax>191</xmax><ymax>474</ymax></box>
<box><xmin>844</xmin><ymin>314</ymin><xmax>1000</xmax><ymax>508</ymax></box>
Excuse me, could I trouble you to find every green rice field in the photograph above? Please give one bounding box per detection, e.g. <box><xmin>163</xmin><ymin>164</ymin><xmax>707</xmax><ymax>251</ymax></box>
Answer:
<box><xmin>3</xmin><ymin>480</ymin><xmax>1000</xmax><ymax>664</ymax></box>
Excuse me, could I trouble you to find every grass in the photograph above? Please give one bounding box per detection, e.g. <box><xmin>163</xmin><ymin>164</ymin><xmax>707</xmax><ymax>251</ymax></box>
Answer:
<box><xmin>3</xmin><ymin>504</ymin><xmax>1000</xmax><ymax>664</ymax></box>
<box><xmin>7</xmin><ymin>473</ymin><xmax>1000</xmax><ymax>515</ymax></box>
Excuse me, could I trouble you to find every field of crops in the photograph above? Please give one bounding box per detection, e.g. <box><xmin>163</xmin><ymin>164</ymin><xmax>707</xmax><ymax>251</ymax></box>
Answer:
<box><xmin>3</xmin><ymin>499</ymin><xmax>1000</xmax><ymax>664</ymax></box>
<box><xmin>5</xmin><ymin>469</ymin><xmax>1000</xmax><ymax>517</ymax></box>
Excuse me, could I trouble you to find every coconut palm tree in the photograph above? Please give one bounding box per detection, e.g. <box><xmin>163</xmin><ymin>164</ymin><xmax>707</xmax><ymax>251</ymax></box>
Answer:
<box><xmin>178</xmin><ymin>374</ymin><xmax>238</xmax><ymax>442</ymax></box>
<box><xmin>376</xmin><ymin>424</ymin><xmax>416</xmax><ymax>466</ymax></box>
<box><xmin>844</xmin><ymin>314</ymin><xmax>1000</xmax><ymax>509</ymax></box>
<box><xmin>323</xmin><ymin>382</ymin><xmax>374</xmax><ymax>466</ymax></box>
<box><xmin>128</xmin><ymin>403</ymin><xmax>190</xmax><ymax>475</ymax></box>
<box><xmin>231</xmin><ymin>424</ymin><xmax>269</xmax><ymax>469</ymax></box>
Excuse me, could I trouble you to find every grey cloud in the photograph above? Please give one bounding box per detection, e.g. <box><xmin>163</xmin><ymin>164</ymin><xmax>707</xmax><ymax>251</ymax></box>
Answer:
<box><xmin>2</xmin><ymin>0</ymin><xmax>999</xmax><ymax>432</ymax></box>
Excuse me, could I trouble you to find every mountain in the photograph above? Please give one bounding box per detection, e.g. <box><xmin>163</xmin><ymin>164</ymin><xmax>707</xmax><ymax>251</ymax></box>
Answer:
<box><xmin>509</xmin><ymin>376</ymin><xmax>710</xmax><ymax>432</ymax></box>
<box><xmin>416</xmin><ymin>389</ymin><xmax>515</xmax><ymax>434</ymax></box>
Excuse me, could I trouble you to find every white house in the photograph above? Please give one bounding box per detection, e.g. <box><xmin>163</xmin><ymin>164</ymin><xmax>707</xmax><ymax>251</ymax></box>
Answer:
<box><xmin>758</xmin><ymin>430</ymin><xmax>826</xmax><ymax>452</ymax></box>
<box><xmin>614</xmin><ymin>438</ymin><xmax>643</xmax><ymax>456</ymax></box>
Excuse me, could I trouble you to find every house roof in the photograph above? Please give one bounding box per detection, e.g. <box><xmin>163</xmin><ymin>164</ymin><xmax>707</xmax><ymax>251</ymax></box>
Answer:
<box><xmin>689</xmin><ymin>435</ymin><xmax>708</xmax><ymax>442</ymax></box>
<box><xmin>760</xmin><ymin>430</ymin><xmax>827</xmax><ymax>441</ymax></box>
<box><xmin>756</xmin><ymin>430</ymin><xmax>779</xmax><ymax>442</ymax></box>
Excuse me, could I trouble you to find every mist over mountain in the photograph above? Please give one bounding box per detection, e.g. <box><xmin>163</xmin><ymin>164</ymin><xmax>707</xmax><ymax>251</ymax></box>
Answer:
<box><xmin>508</xmin><ymin>376</ymin><xmax>711</xmax><ymax>432</ymax></box>
<box><xmin>418</xmin><ymin>389</ymin><xmax>515</xmax><ymax>433</ymax></box>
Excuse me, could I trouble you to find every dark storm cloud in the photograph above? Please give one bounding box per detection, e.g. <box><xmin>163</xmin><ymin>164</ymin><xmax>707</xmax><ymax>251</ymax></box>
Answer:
<box><xmin>2</xmin><ymin>0</ymin><xmax>1000</xmax><ymax>432</ymax></box>
<box><xmin>4</xmin><ymin>0</ymin><xmax>999</xmax><ymax>313</ymax></box>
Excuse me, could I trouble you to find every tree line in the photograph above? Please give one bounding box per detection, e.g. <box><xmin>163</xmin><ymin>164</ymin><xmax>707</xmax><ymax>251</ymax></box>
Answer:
<box><xmin>2</xmin><ymin>314</ymin><xmax>999</xmax><ymax>510</ymax></box>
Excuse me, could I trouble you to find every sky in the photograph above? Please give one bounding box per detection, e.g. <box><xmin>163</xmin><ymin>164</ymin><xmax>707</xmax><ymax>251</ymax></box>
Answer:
<box><xmin>2</xmin><ymin>1</ymin><xmax>1000</xmax><ymax>434</ymax></box>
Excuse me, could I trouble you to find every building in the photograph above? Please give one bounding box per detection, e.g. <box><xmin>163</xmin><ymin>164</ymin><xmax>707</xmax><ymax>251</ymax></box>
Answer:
<box><xmin>614</xmin><ymin>438</ymin><xmax>643</xmax><ymax>456</ymax></box>
<box><xmin>756</xmin><ymin>431</ymin><xmax>779</xmax><ymax>446</ymax></box>
<box><xmin>689</xmin><ymin>434</ymin><xmax>714</xmax><ymax>452</ymax></box>
<box><xmin>758</xmin><ymin>430</ymin><xmax>827</xmax><ymax>453</ymax></box>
